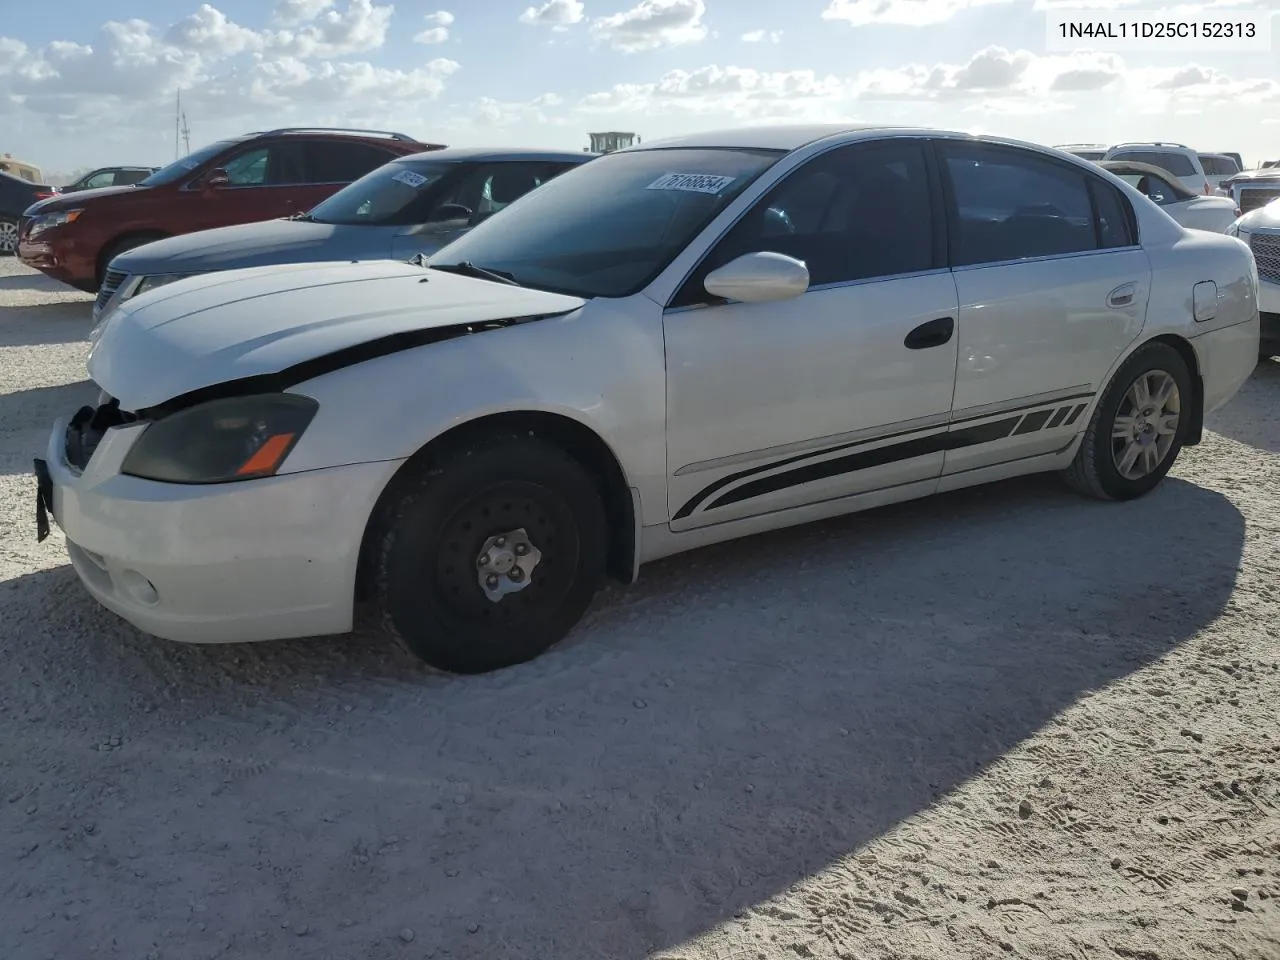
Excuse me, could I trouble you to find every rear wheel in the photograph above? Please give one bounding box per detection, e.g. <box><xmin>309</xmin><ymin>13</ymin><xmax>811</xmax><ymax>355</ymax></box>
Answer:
<box><xmin>372</xmin><ymin>434</ymin><xmax>608</xmax><ymax>674</ymax></box>
<box><xmin>0</xmin><ymin>217</ymin><xmax>18</xmax><ymax>255</ymax></box>
<box><xmin>1063</xmin><ymin>342</ymin><xmax>1193</xmax><ymax>501</ymax></box>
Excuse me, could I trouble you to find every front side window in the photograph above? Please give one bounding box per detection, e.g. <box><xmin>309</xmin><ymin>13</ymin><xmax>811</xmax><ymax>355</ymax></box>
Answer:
<box><xmin>429</xmin><ymin>147</ymin><xmax>784</xmax><ymax>298</ymax></box>
<box><xmin>83</xmin><ymin>171</ymin><xmax>115</xmax><ymax>189</ymax></box>
<box><xmin>223</xmin><ymin>147</ymin><xmax>270</xmax><ymax>186</ymax></box>
<box><xmin>942</xmin><ymin>143</ymin><xmax>1100</xmax><ymax>266</ymax></box>
<box><xmin>674</xmin><ymin>139</ymin><xmax>936</xmax><ymax>305</ymax></box>
<box><xmin>139</xmin><ymin>140</ymin><xmax>241</xmax><ymax>186</ymax></box>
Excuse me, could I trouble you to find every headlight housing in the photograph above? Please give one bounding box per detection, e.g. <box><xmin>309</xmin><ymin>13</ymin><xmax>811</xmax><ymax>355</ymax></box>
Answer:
<box><xmin>130</xmin><ymin>273</ymin><xmax>198</xmax><ymax>299</ymax></box>
<box><xmin>27</xmin><ymin>209</ymin><xmax>83</xmax><ymax>237</ymax></box>
<box><xmin>121</xmin><ymin>394</ymin><xmax>319</xmax><ymax>484</ymax></box>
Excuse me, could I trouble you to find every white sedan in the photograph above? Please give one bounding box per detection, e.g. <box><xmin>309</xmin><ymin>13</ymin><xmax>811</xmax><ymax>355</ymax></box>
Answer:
<box><xmin>1097</xmin><ymin>160</ymin><xmax>1242</xmax><ymax>233</ymax></box>
<box><xmin>1226</xmin><ymin>197</ymin><xmax>1280</xmax><ymax>355</ymax></box>
<box><xmin>36</xmin><ymin>124</ymin><xmax>1260</xmax><ymax>674</ymax></box>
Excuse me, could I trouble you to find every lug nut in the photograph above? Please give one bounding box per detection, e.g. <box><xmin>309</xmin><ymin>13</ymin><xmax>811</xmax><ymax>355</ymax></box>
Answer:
<box><xmin>509</xmin><ymin>568</ymin><xmax>524</xmax><ymax>582</ymax></box>
<box><xmin>486</xmin><ymin>575</ymin><xmax>499</xmax><ymax>589</ymax></box>
<box><xmin>514</xmin><ymin>543</ymin><xmax>528</xmax><ymax>556</ymax></box>
<box><xmin>496</xmin><ymin>537</ymin><xmax>506</xmax><ymax>546</ymax></box>
<box><xmin>478</xmin><ymin>554</ymin><xmax>488</xmax><ymax>566</ymax></box>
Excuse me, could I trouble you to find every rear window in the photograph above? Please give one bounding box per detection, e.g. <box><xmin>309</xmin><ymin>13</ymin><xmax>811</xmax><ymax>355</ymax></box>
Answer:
<box><xmin>1199</xmin><ymin>155</ymin><xmax>1240</xmax><ymax>176</ymax></box>
<box><xmin>1110</xmin><ymin>150</ymin><xmax>1197</xmax><ymax>178</ymax></box>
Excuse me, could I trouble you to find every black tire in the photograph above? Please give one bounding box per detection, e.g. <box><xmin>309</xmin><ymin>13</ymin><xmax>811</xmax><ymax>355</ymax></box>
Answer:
<box><xmin>372</xmin><ymin>434</ymin><xmax>608</xmax><ymax>674</ymax></box>
<box><xmin>1063</xmin><ymin>341</ymin><xmax>1193</xmax><ymax>501</ymax></box>
<box><xmin>96</xmin><ymin>234</ymin><xmax>164</xmax><ymax>288</ymax></box>
<box><xmin>0</xmin><ymin>217</ymin><xmax>18</xmax><ymax>256</ymax></box>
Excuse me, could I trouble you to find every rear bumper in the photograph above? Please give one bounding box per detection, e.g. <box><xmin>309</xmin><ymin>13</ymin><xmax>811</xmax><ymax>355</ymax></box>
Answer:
<box><xmin>1193</xmin><ymin>313</ymin><xmax>1260</xmax><ymax>414</ymax></box>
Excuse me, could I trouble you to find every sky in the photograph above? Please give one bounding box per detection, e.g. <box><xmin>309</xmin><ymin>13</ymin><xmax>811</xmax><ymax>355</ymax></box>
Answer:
<box><xmin>1</xmin><ymin>0</ymin><xmax>1278</xmax><ymax>177</ymax></box>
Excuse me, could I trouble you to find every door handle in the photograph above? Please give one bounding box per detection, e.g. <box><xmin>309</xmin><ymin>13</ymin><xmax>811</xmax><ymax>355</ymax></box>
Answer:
<box><xmin>904</xmin><ymin>316</ymin><xmax>954</xmax><ymax>350</ymax></box>
<box><xmin>1107</xmin><ymin>282</ymin><xmax>1137</xmax><ymax>308</ymax></box>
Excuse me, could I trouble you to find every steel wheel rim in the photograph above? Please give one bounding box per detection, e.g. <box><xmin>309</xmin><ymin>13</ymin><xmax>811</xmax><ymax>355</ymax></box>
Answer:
<box><xmin>432</xmin><ymin>484</ymin><xmax>577</xmax><ymax>625</ymax></box>
<box><xmin>0</xmin><ymin>220</ymin><xmax>17</xmax><ymax>253</ymax></box>
<box><xmin>1111</xmin><ymin>369</ymin><xmax>1180</xmax><ymax>481</ymax></box>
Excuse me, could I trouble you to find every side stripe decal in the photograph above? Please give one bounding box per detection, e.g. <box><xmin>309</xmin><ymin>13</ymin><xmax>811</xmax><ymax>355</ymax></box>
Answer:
<box><xmin>676</xmin><ymin>395</ymin><xmax>1093</xmax><ymax>520</ymax></box>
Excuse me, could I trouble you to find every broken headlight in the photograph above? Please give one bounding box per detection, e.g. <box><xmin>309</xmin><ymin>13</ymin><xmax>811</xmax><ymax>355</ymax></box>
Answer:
<box><xmin>121</xmin><ymin>394</ymin><xmax>319</xmax><ymax>484</ymax></box>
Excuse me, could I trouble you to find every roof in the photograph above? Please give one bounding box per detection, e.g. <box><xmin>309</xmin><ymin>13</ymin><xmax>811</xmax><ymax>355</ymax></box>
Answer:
<box><xmin>621</xmin><ymin>123</ymin><xmax>971</xmax><ymax>153</ymax></box>
<box><xmin>395</xmin><ymin>146</ymin><xmax>596</xmax><ymax>164</ymax></box>
<box><xmin>1096</xmin><ymin>160</ymin><xmax>1198</xmax><ymax>200</ymax></box>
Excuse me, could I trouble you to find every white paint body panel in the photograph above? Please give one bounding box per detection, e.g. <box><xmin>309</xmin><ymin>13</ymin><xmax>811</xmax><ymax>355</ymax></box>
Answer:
<box><xmin>42</xmin><ymin>125</ymin><xmax>1260</xmax><ymax>645</ymax></box>
<box><xmin>1166</xmin><ymin>195</ymin><xmax>1240</xmax><ymax>233</ymax></box>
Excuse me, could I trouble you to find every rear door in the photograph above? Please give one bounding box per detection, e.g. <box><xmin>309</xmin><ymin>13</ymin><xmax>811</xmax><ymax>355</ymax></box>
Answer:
<box><xmin>936</xmin><ymin>139</ymin><xmax>1150</xmax><ymax>475</ymax></box>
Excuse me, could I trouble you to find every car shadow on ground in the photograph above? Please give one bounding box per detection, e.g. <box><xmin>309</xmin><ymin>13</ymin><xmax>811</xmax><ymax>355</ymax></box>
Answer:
<box><xmin>0</xmin><ymin>271</ymin><xmax>88</xmax><ymax>294</ymax></box>
<box><xmin>1205</xmin><ymin>357</ymin><xmax>1280</xmax><ymax>454</ymax></box>
<box><xmin>0</xmin><ymin>472</ymin><xmax>1246</xmax><ymax>960</ymax></box>
<box><xmin>0</xmin><ymin>380</ymin><xmax>98</xmax><ymax>476</ymax></box>
<box><xmin>0</xmin><ymin>302</ymin><xmax>93</xmax><ymax>346</ymax></box>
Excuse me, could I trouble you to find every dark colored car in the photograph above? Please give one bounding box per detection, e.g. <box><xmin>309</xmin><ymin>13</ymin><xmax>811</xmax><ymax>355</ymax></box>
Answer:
<box><xmin>94</xmin><ymin>148</ymin><xmax>596</xmax><ymax>321</ymax></box>
<box><xmin>18</xmin><ymin>127</ymin><xmax>445</xmax><ymax>291</ymax></box>
<box><xmin>61</xmin><ymin>166</ymin><xmax>159</xmax><ymax>192</ymax></box>
<box><xmin>1</xmin><ymin>171</ymin><xmax>58</xmax><ymax>255</ymax></box>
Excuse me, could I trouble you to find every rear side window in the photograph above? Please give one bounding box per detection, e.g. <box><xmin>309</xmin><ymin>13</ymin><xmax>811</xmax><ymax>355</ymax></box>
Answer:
<box><xmin>1110</xmin><ymin>150</ymin><xmax>1197</xmax><ymax>178</ymax></box>
<box><xmin>941</xmin><ymin>143</ymin><xmax>1099</xmax><ymax>266</ymax></box>
<box><xmin>1088</xmin><ymin>179</ymin><xmax>1136</xmax><ymax>248</ymax></box>
<box><xmin>304</xmin><ymin>141</ymin><xmax>396</xmax><ymax>184</ymax></box>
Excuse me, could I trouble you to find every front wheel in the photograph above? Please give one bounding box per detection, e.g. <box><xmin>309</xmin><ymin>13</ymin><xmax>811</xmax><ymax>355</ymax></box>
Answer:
<box><xmin>372</xmin><ymin>435</ymin><xmax>608</xmax><ymax>674</ymax></box>
<box><xmin>1063</xmin><ymin>341</ymin><xmax>1193</xmax><ymax>501</ymax></box>
<box><xmin>0</xmin><ymin>217</ymin><xmax>18</xmax><ymax>255</ymax></box>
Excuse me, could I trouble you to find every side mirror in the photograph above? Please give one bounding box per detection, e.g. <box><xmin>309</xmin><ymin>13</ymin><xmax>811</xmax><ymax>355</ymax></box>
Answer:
<box><xmin>202</xmin><ymin>168</ymin><xmax>230</xmax><ymax>190</ymax></box>
<box><xmin>703</xmin><ymin>251</ymin><xmax>809</xmax><ymax>304</ymax></box>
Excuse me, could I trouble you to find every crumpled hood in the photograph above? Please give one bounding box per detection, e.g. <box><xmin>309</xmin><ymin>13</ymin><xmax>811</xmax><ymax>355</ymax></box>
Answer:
<box><xmin>88</xmin><ymin>260</ymin><xmax>586</xmax><ymax>411</ymax></box>
<box><xmin>109</xmin><ymin>218</ymin><xmax>387</xmax><ymax>275</ymax></box>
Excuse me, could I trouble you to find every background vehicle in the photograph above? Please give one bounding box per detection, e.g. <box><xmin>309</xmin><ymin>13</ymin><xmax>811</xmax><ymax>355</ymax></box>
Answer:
<box><xmin>61</xmin><ymin>166</ymin><xmax>159</xmax><ymax>192</ymax></box>
<box><xmin>1216</xmin><ymin>151</ymin><xmax>1245</xmax><ymax>171</ymax></box>
<box><xmin>18</xmin><ymin>127</ymin><xmax>445</xmax><ymax>292</ymax></box>
<box><xmin>93</xmin><ymin>148</ymin><xmax>594</xmax><ymax>322</ymax></box>
<box><xmin>1098</xmin><ymin>160</ymin><xmax>1240</xmax><ymax>232</ymax></box>
<box><xmin>1102</xmin><ymin>142</ymin><xmax>1212</xmax><ymax>195</ymax></box>
<box><xmin>37</xmin><ymin>124</ymin><xmax>1259</xmax><ymax>675</ymax></box>
<box><xmin>1227</xmin><ymin>208</ymin><xmax>1280</xmax><ymax>356</ymax></box>
<box><xmin>0</xmin><ymin>154</ymin><xmax>44</xmax><ymax>183</ymax></box>
<box><xmin>1054</xmin><ymin>143</ymin><xmax>1109</xmax><ymax>161</ymax></box>
<box><xmin>0</xmin><ymin>171</ymin><xmax>58</xmax><ymax>255</ymax></box>
<box><xmin>1219</xmin><ymin>166</ymin><xmax>1280</xmax><ymax>214</ymax></box>
<box><xmin>1198</xmin><ymin>153</ymin><xmax>1241</xmax><ymax>195</ymax></box>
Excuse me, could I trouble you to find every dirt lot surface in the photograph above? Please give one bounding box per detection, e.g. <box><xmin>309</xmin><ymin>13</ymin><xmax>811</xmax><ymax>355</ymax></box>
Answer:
<box><xmin>1</xmin><ymin>254</ymin><xmax>1278</xmax><ymax>960</ymax></box>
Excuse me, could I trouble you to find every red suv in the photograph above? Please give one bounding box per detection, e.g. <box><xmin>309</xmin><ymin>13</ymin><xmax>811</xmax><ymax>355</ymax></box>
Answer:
<box><xmin>19</xmin><ymin>127</ymin><xmax>444</xmax><ymax>292</ymax></box>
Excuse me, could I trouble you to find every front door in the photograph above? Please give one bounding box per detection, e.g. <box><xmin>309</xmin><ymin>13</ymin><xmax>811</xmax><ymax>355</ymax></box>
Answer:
<box><xmin>663</xmin><ymin>138</ymin><xmax>960</xmax><ymax>530</ymax></box>
<box><xmin>934</xmin><ymin>140</ymin><xmax>1150</xmax><ymax>475</ymax></box>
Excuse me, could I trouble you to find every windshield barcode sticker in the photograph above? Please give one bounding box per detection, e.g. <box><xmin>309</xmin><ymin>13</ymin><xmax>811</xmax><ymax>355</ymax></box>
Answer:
<box><xmin>646</xmin><ymin>173</ymin><xmax>737</xmax><ymax>195</ymax></box>
<box><xmin>392</xmin><ymin>169</ymin><xmax>428</xmax><ymax>188</ymax></box>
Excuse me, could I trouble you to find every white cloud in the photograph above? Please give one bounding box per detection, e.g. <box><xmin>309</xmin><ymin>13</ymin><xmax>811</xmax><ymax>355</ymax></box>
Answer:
<box><xmin>204</xmin><ymin>56</ymin><xmax>460</xmax><ymax>108</ymax></box>
<box><xmin>822</xmin><ymin>0</ymin><xmax>1006</xmax><ymax>27</ymax></box>
<box><xmin>166</xmin><ymin>4</ymin><xmax>264</xmax><ymax>58</ymax></box>
<box><xmin>415</xmin><ymin>10</ymin><xmax>455</xmax><ymax>44</ymax></box>
<box><xmin>578</xmin><ymin>65</ymin><xmax>845</xmax><ymax>121</ymax></box>
<box><xmin>591</xmin><ymin>0</ymin><xmax>708</xmax><ymax>53</ymax></box>
<box><xmin>265</xmin><ymin>0</ymin><xmax>393</xmax><ymax>58</ymax></box>
<box><xmin>272</xmin><ymin>0</ymin><xmax>336</xmax><ymax>25</ymax></box>
<box><xmin>742</xmin><ymin>29</ymin><xmax>783</xmax><ymax>43</ymax></box>
<box><xmin>519</xmin><ymin>0</ymin><xmax>586</xmax><ymax>29</ymax></box>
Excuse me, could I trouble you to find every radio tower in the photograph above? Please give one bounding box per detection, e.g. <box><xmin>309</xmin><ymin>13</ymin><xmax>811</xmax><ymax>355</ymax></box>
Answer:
<box><xmin>181</xmin><ymin>107</ymin><xmax>191</xmax><ymax>155</ymax></box>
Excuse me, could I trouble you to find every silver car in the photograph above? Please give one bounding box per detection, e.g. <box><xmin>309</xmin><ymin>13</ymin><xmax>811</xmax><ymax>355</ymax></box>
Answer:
<box><xmin>92</xmin><ymin>147</ymin><xmax>594</xmax><ymax>324</ymax></box>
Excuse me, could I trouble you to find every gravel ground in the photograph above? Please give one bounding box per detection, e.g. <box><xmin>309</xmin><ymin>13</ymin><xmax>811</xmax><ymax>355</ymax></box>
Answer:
<box><xmin>1</xmin><ymin>253</ymin><xmax>1278</xmax><ymax>960</ymax></box>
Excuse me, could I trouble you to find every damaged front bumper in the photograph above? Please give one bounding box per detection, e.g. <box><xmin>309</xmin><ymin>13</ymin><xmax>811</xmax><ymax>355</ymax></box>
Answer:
<box><xmin>32</xmin><ymin>394</ymin><xmax>397</xmax><ymax>644</ymax></box>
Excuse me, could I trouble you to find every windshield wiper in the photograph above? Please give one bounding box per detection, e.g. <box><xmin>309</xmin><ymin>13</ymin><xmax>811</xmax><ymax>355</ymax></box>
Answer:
<box><xmin>429</xmin><ymin>260</ymin><xmax>521</xmax><ymax>287</ymax></box>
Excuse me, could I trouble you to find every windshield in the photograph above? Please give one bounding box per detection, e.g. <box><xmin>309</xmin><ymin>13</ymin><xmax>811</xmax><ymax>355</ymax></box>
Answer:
<box><xmin>138</xmin><ymin>140</ymin><xmax>240</xmax><ymax>186</ymax></box>
<box><xmin>308</xmin><ymin>159</ymin><xmax>455</xmax><ymax>226</ymax></box>
<box><xmin>429</xmin><ymin>147</ymin><xmax>784</xmax><ymax>298</ymax></box>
